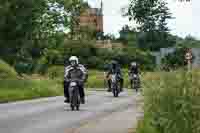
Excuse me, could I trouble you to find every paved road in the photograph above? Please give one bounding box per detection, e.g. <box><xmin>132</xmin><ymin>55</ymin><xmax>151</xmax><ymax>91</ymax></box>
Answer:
<box><xmin>0</xmin><ymin>91</ymin><xmax>142</xmax><ymax>133</ymax></box>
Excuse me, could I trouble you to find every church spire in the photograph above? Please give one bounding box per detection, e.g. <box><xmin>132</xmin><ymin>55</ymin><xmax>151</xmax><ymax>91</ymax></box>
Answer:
<box><xmin>100</xmin><ymin>0</ymin><xmax>103</xmax><ymax>15</ymax></box>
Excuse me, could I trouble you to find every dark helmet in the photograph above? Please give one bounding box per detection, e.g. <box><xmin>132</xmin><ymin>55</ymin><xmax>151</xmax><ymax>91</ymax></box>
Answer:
<box><xmin>111</xmin><ymin>60</ymin><xmax>118</xmax><ymax>69</ymax></box>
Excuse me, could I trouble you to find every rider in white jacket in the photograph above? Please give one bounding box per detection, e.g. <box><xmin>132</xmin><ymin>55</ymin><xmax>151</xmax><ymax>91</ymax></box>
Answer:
<box><xmin>64</xmin><ymin>56</ymin><xmax>88</xmax><ymax>104</ymax></box>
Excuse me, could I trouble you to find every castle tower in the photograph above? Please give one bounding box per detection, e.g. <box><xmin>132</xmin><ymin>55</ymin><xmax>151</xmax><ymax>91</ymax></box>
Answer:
<box><xmin>77</xmin><ymin>0</ymin><xmax>104</xmax><ymax>39</ymax></box>
<box><xmin>96</xmin><ymin>0</ymin><xmax>103</xmax><ymax>33</ymax></box>
<box><xmin>100</xmin><ymin>0</ymin><xmax>103</xmax><ymax>14</ymax></box>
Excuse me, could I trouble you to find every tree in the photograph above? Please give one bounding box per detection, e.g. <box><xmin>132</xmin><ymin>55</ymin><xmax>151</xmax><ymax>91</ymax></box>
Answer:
<box><xmin>103</xmin><ymin>34</ymin><xmax>116</xmax><ymax>40</ymax></box>
<box><xmin>161</xmin><ymin>48</ymin><xmax>187</xmax><ymax>70</ymax></box>
<box><xmin>77</xmin><ymin>25</ymin><xmax>97</xmax><ymax>40</ymax></box>
<box><xmin>0</xmin><ymin>0</ymin><xmax>86</xmax><ymax>73</ymax></box>
<box><xmin>176</xmin><ymin>35</ymin><xmax>200</xmax><ymax>48</ymax></box>
<box><xmin>119</xmin><ymin>25</ymin><xmax>137</xmax><ymax>46</ymax></box>
<box><xmin>0</xmin><ymin>0</ymin><xmax>48</xmax><ymax>64</ymax></box>
<box><xmin>126</xmin><ymin>0</ymin><xmax>174</xmax><ymax>51</ymax></box>
<box><xmin>61</xmin><ymin>0</ymin><xmax>88</xmax><ymax>39</ymax></box>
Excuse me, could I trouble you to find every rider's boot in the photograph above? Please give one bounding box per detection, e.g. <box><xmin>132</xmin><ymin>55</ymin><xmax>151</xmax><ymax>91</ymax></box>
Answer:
<box><xmin>120</xmin><ymin>81</ymin><xmax>124</xmax><ymax>92</ymax></box>
<box><xmin>80</xmin><ymin>97</ymin><xmax>85</xmax><ymax>104</ymax></box>
<box><xmin>64</xmin><ymin>98</ymin><xmax>70</xmax><ymax>103</ymax></box>
<box><xmin>107</xmin><ymin>80</ymin><xmax>112</xmax><ymax>92</ymax></box>
<box><xmin>107</xmin><ymin>88</ymin><xmax>112</xmax><ymax>92</ymax></box>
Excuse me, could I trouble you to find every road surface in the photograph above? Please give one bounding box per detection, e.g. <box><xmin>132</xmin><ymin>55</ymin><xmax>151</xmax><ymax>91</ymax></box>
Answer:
<box><xmin>0</xmin><ymin>91</ymin><xmax>143</xmax><ymax>133</ymax></box>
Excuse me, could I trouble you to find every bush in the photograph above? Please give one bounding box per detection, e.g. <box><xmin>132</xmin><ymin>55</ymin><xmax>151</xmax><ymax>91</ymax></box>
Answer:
<box><xmin>161</xmin><ymin>48</ymin><xmax>188</xmax><ymax>71</ymax></box>
<box><xmin>137</xmin><ymin>70</ymin><xmax>200</xmax><ymax>133</ymax></box>
<box><xmin>34</xmin><ymin>64</ymin><xmax>48</xmax><ymax>75</ymax></box>
<box><xmin>0</xmin><ymin>59</ymin><xmax>18</xmax><ymax>79</ymax></box>
<box><xmin>85</xmin><ymin>70</ymin><xmax>105</xmax><ymax>88</ymax></box>
<box><xmin>47</xmin><ymin>66</ymin><xmax>64</xmax><ymax>79</ymax></box>
<box><xmin>54</xmin><ymin>40</ymin><xmax>155</xmax><ymax>71</ymax></box>
<box><xmin>14</xmin><ymin>61</ymin><xmax>34</xmax><ymax>74</ymax></box>
<box><xmin>85</xmin><ymin>56</ymin><xmax>106</xmax><ymax>70</ymax></box>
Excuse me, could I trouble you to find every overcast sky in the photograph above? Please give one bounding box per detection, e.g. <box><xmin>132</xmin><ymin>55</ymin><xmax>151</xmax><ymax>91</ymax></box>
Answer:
<box><xmin>86</xmin><ymin>0</ymin><xmax>199</xmax><ymax>39</ymax></box>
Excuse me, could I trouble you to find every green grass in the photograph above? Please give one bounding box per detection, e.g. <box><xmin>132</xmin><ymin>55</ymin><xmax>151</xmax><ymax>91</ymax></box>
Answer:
<box><xmin>0</xmin><ymin>67</ymin><xmax>140</xmax><ymax>103</ymax></box>
<box><xmin>135</xmin><ymin>70</ymin><xmax>200</xmax><ymax>133</ymax></box>
<box><xmin>85</xmin><ymin>70</ymin><xmax>105</xmax><ymax>88</ymax></box>
<box><xmin>0</xmin><ymin>59</ymin><xmax>17</xmax><ymax>79</ymax></box>
<box><xmin>0</xmin><ymin>79</ymin><xmax>62</xmax><ymax>103</ymax></box>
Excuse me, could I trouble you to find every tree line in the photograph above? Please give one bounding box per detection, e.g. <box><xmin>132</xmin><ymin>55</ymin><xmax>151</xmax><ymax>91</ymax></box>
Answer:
<box><xmin>0</xmin><ymin>0</ymin><xmax>199</xmax><ymax>75</ymax></box>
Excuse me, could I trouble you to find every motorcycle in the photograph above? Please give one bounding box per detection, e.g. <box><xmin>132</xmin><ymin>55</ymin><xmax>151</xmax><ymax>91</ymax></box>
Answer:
<box><xmin>111</xmin><ymin>74</ymin><xmax>120</xmax><ymax>97</ymax></box>
<box><xmin>69</xmin><ymin>80</ymin><xmax>80</xmax><ymax>111</ymax></box>
<box><xmin>130</xmin><ymin>74</ymin><xmax>140</xmax><ymax>92</ymax></box>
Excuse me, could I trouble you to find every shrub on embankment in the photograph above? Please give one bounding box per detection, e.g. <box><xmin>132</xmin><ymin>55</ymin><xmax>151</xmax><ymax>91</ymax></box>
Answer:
<box><xmin>136</xmin><ymin>70</ymin><xmax>200</xmax><ymax>133</ymax></box>
<box><xmin>0</xmin><ymin>59</ymin><xmax>17</xmax><ymax>79</ymax></box>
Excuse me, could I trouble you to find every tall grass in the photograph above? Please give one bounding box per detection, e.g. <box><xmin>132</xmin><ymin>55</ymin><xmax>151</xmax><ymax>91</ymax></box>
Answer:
<box><xmin>136</xmin><ymin>70</ymin><xmax>200</xmax><ymax>133</ymax></box>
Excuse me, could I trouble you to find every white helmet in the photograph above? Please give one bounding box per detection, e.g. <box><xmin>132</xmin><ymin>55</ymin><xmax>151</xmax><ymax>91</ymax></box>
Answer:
<box><xmin>69</xmin><ymin>56</ymin><xmax>79</xmax><ymax>66</ymax></box>
<box><xmin>131</xmin><ymin>62</ymin><xmax>137</xmax><ymax>66</ymax></box>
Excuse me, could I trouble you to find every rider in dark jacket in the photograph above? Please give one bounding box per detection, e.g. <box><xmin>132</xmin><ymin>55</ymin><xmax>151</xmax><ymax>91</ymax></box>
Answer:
<box><xmin>106</xmin><ymin>60</ymin><xmax>124</xmax><ymax>92</ymax></box>
<box><xmin>64</xmin><ymin>56</ymin><xmax>87</xmax><ymax>104</ymax></box>
<box><xmin>129</xmin><ymin>62</ymin><xmax>140</xmax><ymax>86</ymax></box>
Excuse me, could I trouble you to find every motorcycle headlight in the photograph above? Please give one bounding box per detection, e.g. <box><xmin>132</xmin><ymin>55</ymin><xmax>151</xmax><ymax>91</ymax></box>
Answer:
<box><xmin>70</xmin><ymin>82</ymin><xmax>77</xmax><ymax>87</ymax></box>
<box><xmin>133</xmin><ymin>74</ymin><xmax>137</xmax><ymax>78</ymax></box>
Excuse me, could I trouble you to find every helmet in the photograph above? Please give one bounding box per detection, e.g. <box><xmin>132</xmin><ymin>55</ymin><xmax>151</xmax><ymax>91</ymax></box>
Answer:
<box><xmin>131</xmin><ymin>62</ymin><xmax>137</xmax><ymax>67</ymax></box>
<box><xmin>111</xmin><ymin>60</ymin><xmax>118</xmax><ymax>69</ymax></box>
<box><xmin>69</xmin><ymin>56</ymin><xmax>79</xmax><ymax>66</ymax></box>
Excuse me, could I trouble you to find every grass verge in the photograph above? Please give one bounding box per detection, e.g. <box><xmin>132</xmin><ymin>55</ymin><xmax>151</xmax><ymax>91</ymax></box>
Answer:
<box><xmin>0</xmin><ymin>79</ymin><xmax>62</xmax><ymax>103</ymax></box>
<box><xmin>0</xmin><ymin>68</ymin><xmax>140</xmax><ymax>103</ymax></box>
<box><xmin>134</xmin><ymin>70</ymin><xmax>200</xmax><ymax>133</ymax></box>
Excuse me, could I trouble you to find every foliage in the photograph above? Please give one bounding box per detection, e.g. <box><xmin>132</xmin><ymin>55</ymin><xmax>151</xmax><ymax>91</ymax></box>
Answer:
<box><xmin>0</xmin><ymin>59</ymin><xmax>18</xmax><ymax>79</ymax></box>
<box><xmin>48</xmin><ymin>66</ymin><xmax>64</xmax><ymax>79</ymax></box>
<box><xmin>161</xmin><ymin>48</ymin><xmax>188</xmax><ymax>71</ymax></box>
<box><xmin>64</xmin><ymin>0</ymin><xmax>90</xmax><ymax>39</ymax></box>
<box><xmin>136</xmin><ymin>70</ymin><xmax>200</xmax><ymax>133</ymax></box>
<box><xmin>0</xmin><ymin>0</ymin><xmax>86</xmax><ymax>74</ymax></box>
<box><xmin>0</xmin><ymin>0</ymin><xmax>47</xmax><ymax>64</ymax></box>
<box><xmin>176</xmin><ymin>35</ymin><xmax>200</xmax><ymax>48</ymax></box>
<box><xmin>119</xmin><ymin>25</ymin><xmax>137</xmax><ymax>46</ymax></box>
<box><xmin>127</xmin><ymin>0</ymin><xmax>172</xmax><ymax>32</ymax></box>
<box><xmin>62</xmin><ymin>41</ymin><xmax>155</xmax><ymax>70</ymax></box>
<box><xmin>126</xmin><ymin>0</ymin><xmax>174</xmax><ymax>51</ymax></box>
<box><xmin>137</xmin><ymin>32</ymin><xmax>176</xmax><ymax>51</ymax></box>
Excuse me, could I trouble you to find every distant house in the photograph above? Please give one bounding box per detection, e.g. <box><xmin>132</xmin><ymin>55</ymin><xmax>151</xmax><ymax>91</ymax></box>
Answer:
<box><xmin>152</xmin><ymin>48</ymin><xmax>200</xmax><ymax>68</ymax></box>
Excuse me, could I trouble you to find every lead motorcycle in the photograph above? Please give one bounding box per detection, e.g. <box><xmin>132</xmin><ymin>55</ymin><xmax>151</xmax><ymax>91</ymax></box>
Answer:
<box><xmin>69</xmin><ymin>80</ymin><xmax>81</xmax><ymax>111</ymax></box>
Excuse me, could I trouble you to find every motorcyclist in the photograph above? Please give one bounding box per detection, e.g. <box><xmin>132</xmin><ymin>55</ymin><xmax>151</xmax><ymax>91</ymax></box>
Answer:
<box><xmin>106</xmin><ymin>60</ymin><xmax>124</xmax><ymax>92</ymax></box>
<box><xmin>128</xmin><ymin>62</ymin><xmax>140</xmax><ymax>87</ymax></box>
<box><xmin>64</xmin><ymin>56</ymin><xmax>88</xmax><ymax>104</ymax></box>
